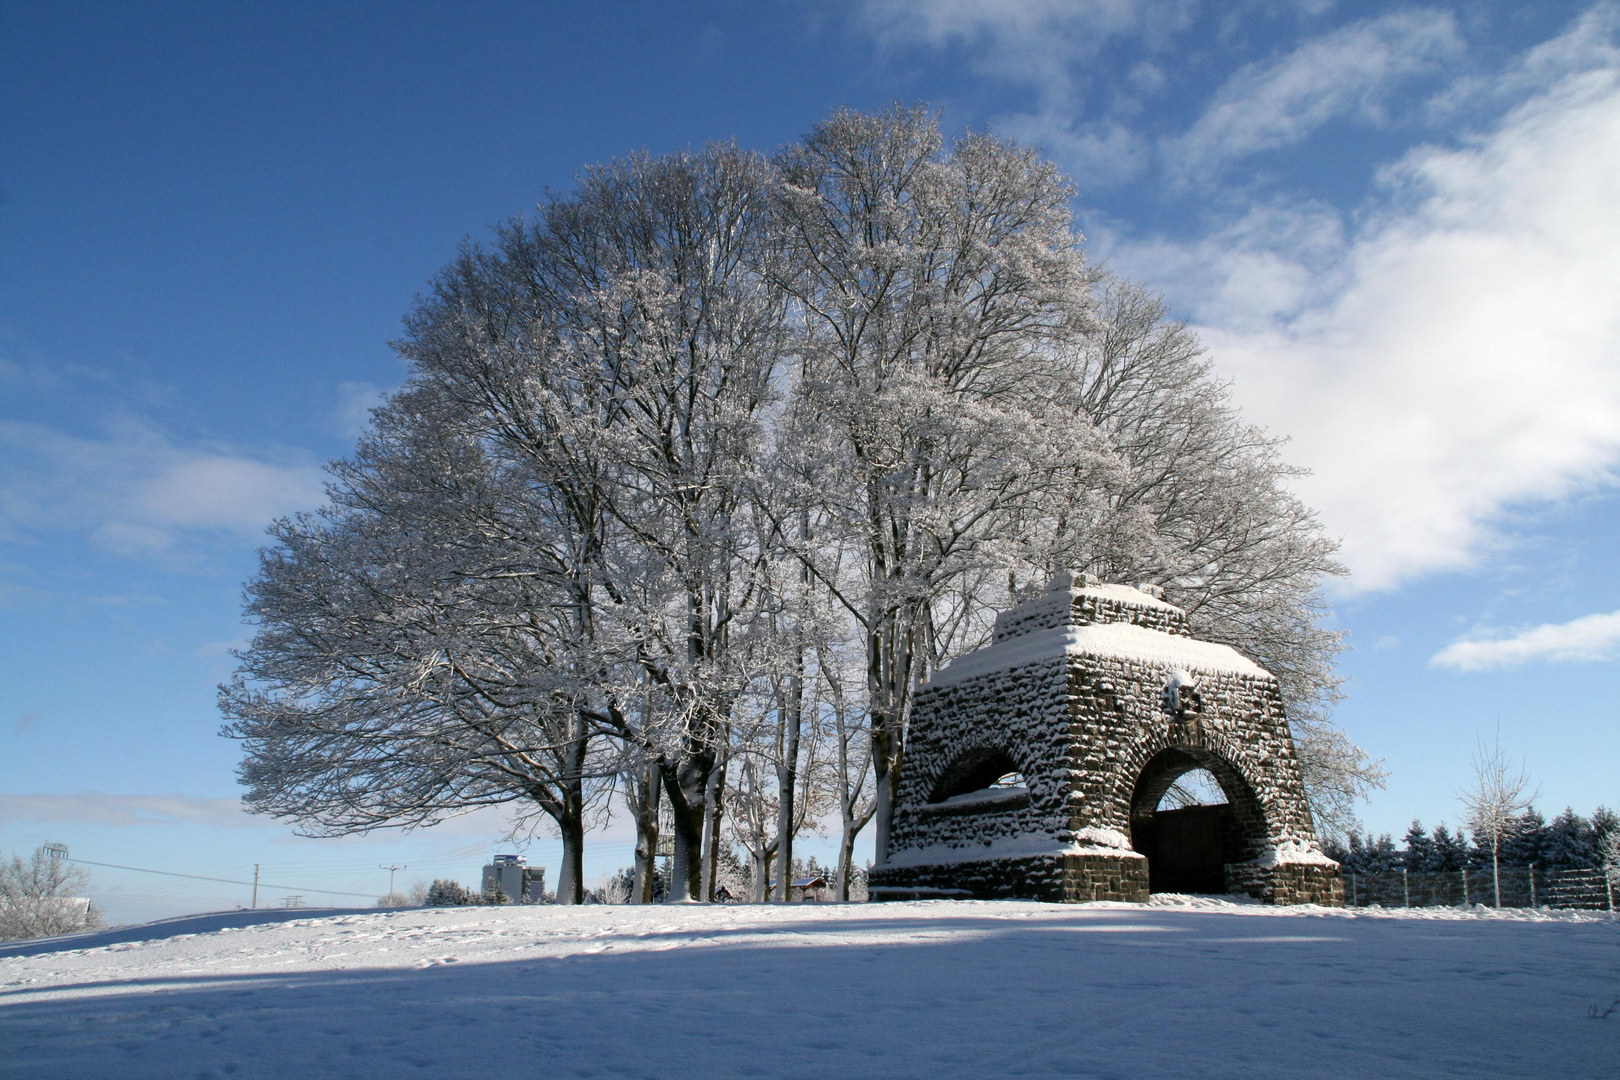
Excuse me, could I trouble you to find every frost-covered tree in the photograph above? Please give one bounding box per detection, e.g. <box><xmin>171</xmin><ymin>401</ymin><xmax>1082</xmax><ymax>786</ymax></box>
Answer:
<box><xmin>772</xmin><ymin>108</ymin><xmax>1369</xmax><ymax>856</ymax></box>
<box><xmin>521</xmin><ymin>144</ymin><xmax>789</xmax><ymax>900</ymax></box>
<box><xmin>772</xmin><ymin>106</ymin><xmax>1107</xmax><ymax>861</ymax></box>
<box><xmin>220</xmin><ymin>384</ymin><xmax>613</xmax><ymax>905</ymax></box>
<box><xmin>1033</xmin><ymin>276</ymin><xmax>1377</xmax><ymax>840</ymax></box>
<box><xmin>227</xmin><ymin>144</ymin><xmax>790</xmax><ymax>904</ymax></box>
<box><xmin>1459</xmin><ymin>733</ymin><xmax>1539</xmax><ymax>908</ymax></box>
<box><xmin>0</xmin><ymin>847</ymin><xmax>101</xmax><ymax>942</ymax></box>
<box><xmin>1601</xmin><ymin>827</ymin><xmax>1620</xmax><ymax>890</ymax></box>
<box><xmin>224</xmin><ymin>105</ymin><xmax>1367</xmax><ymax>893</ymax></box>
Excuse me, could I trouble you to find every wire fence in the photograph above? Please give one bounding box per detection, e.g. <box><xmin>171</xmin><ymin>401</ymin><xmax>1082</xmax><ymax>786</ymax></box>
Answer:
<box><xmin>1342</xmin><ymin>865</ymin><xmax>1617</xmax><ymax>911</ymax></box>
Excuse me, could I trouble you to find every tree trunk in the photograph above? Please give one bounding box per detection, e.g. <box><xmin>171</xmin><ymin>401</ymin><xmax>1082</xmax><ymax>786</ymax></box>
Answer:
<box><xmin>557</xmin><ymin>806</ymin><xmax>586</xmax><ymax>905</ymax></box>
<box><xmin>700</xmin><ymin>755</ymin><xmax>727</xmax><ymax>901</ymax></box>
<box><xmin>631</xmin><ymin>762</ymin><xmax>660</xmax><ymax>904</ymax></box>
<box><xmin>755</xmin><ymin>839</ymin><xmax>779</xmax><ymax>902</ymax></box>
<box><xmin>872</xmin><ymin>737</ymin><xmax>898</xmax><ymax>867</ymax></box>
<box><xmin>774</xmin><ymin>670</ymin><xmax>803</xmax><ymax>903</ymax></box>
<box><xmin>835</xmin><ymin>824</ymin><xmax>858</xmax><ymax>902</ymax></box>
<box><xmin>867</xmin><ymin>608</ymin><xmax>916</xmax><ymax>868</ymax></box>
<box><xmin>552</xmin><ymin>730</ymin><xmax>590</xmax><ymax>905</ymax></box>
<box><xmin>662</xmin><ymin>760</ymin><xmax>705</xmax><ymax>902</ymax></box>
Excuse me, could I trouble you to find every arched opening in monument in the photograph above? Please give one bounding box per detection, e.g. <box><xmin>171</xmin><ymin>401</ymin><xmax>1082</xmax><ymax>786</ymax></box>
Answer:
<box><xmin>1129</xmin><ymin>749</ymin><xmax>1267</xmax><ymax>895</ymax></box>
<box><xmin>927</xmin><ymin>748</ymin><xmax>1027</xmax><ymax>805</ymax></box>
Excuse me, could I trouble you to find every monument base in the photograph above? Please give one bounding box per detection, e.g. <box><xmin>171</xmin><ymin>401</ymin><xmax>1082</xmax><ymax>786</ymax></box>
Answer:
<box><xmin>869</xmin><ymin>851</ymin><xmax>1344</xmax><ymax>907</ymax></box>
<box><xmin>1224</xmin><ymin>860</ymin><xmax>1344</xmax><ymax>906</ymax></box>
<box><xmin>869</xmin><ymin>851</ymin><xmax>1151</xmax><ymax>904</ymax></box>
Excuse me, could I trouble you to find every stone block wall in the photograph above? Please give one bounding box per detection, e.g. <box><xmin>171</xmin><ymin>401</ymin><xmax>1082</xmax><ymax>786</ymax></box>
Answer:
<box><xmin>887</xmin><ymin>655</ymin><xmax>1074</xmax><ymax>858</ymax></box>
<box><xmin>871</xmin><ymin>852</ymin><xmax>1151</xmax><ymax>904</ymax></box>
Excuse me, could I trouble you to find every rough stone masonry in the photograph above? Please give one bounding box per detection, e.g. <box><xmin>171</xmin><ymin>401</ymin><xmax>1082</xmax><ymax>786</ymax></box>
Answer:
<box><xmin>869</xmin><ymin>574</ymin><xmax>1343</xmax><ymax>905</ymax></box>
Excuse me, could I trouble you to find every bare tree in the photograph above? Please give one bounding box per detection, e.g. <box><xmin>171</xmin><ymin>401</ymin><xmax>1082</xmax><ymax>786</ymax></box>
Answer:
<box><xmin>0</xmin><ymin>847</ymin><xmax>101</xmax><ymax>942</ymax></box>
<box><xmin>531</xmin><ymin>144</ymin><xmax>789</xmax><ymax>900</ymax></box>
<box><xmin>1459</xmin><ymin>731</ymin><xmax>1539</xmax><ymax>908</ymax></box>
<box><xmin>221</xmin><ymin>383</ymin><xmax>616</xmax><ymax>905</ymax></box>
<box><xmin>723</xmin><ymin>640</ymin><xmax>838</xmax><ymax>902</ymax></box>
<box><xmin>1601</xmin><ymin>828</ymin><xmax>1620</xmax><ymax>893</ymax></box>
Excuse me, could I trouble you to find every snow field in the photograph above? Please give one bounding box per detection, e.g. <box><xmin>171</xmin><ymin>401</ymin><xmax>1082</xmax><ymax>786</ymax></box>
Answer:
<box><xmin>2</xmin><ymin>898</ymin><xmax>1617</xmax><ymax>1079</ymax></box>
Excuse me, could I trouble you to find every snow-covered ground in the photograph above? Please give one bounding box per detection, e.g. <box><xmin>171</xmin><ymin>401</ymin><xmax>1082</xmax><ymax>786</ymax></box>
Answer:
<box><xmin>3</xmin><ymin>898</ymin><xmax>1617</xmax><ymax>1079</ymax></box>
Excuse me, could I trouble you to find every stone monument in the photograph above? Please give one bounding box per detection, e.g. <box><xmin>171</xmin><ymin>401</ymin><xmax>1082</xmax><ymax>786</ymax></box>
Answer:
<box><xmin>868</xmin><ymin>573</ymin><xmax>1342</xmax><ymax>905</ymax></box>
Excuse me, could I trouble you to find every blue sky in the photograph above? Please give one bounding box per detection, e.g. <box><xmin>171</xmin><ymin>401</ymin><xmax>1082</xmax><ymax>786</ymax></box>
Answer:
<box><xmin>3</xmin><ymin>1</ymin><xmax>1617</xmax><ymax>921</ymax></box>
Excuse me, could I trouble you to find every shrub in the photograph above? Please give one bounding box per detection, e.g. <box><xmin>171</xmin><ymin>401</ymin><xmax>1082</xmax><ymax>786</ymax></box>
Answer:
<box><xmin>423</xmin><ymin>879</ymin><xmax>476</xmax><ymax>906</ymax></box>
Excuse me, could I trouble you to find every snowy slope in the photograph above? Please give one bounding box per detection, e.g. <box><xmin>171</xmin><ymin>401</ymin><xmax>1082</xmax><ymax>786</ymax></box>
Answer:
<box><xmin>2</xmin><ymin>899</ymin><xmax>1617</xmax><ymax>1079</ymax></box>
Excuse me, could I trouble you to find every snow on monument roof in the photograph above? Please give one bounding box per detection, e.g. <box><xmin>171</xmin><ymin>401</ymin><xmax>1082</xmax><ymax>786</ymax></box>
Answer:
<box><xmin>1070</xmin><ymin>580</ymin><xmax>1184</xmax><ymax>614</ymax></box>
<box><xmin>927</xmin><ymin>622</ymin><xmax>1268</xmax><ymax>690</ymax></box>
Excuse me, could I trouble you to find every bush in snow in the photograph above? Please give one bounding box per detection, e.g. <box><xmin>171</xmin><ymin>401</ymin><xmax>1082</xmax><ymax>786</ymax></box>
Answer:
<box><xmin>0</xmin><ymin>846</ymin><xmax>103</xmax><ymax>942</ymax></box>
<box><xmin>423</xmin><ymin>879</ymin><xmax>476</xmax><ymax>906</ymax></box>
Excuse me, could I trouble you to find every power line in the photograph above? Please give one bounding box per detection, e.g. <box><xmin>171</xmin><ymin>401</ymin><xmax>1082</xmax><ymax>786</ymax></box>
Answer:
<box><xmin>65</xmin><ymin>858</ymin><xmax>377</xmax><ymax>900</ymax></box>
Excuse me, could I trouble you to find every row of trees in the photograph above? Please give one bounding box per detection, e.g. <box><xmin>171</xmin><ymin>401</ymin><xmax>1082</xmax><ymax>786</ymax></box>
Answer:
<box><xmin>1331</xmin><ymin>806</ymin><xmax>1620</xmax><ymax>875</ymax></box>
<box><xmin>221</xmin><ymin>106</ymin><xmax>1375</xmax><ymax>904</ymax></box>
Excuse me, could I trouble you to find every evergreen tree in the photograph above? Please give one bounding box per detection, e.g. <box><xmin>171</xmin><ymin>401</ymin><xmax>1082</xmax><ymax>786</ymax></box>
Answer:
<box><xmin>1541</xmin><ymin>807</ymin><xmax>1594</xmax><ymax>870</ymax></box>
<box><xmin>423</xmin><ymin>879</ymin><xmax>475</xmax><ymax>906</ymax></box>
<box><xmin>1592</xmin><ymin>807</ymin><xmax>1619</xmax><ymax>859</ymax></box>
<box><xmin>1370</xmin><ymin>834</ymin><xmax>1399</xmax><ymax>872</ymax></box>
<box><xmin>1431</xmin><ymin>824</ymin><xmax>1468</xmax><ymax>872</ymax></box>
<box><xmin>1402</xmin><ymin>820</ymin><xmax>1438</xmax><ymax>872</ymax></box>
<box><xmin>1340</xmin><ymin>832</ymin><xmax>1399</xmax><ymax>873</ymax></box>
<box><xmin>1501</xmin><ymin>809</ymin><xmax>1548</xmax><ymax>867</ymax></box>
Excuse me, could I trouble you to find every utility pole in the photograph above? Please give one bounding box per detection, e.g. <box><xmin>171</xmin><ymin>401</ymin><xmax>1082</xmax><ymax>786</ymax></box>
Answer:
<box><xmin>381</xmin><ymin>864</ymin><xmax>405</xmax><ymax>899</ymax></box>
<box><xmin>252</xmin><ymin>864</ymin><xmax>260</xmax><ymax>909</ymax></box>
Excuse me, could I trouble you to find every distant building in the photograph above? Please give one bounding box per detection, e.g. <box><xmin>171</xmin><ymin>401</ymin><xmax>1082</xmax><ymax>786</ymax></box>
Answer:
<box><xmin>481</xmin><ymin>855</ymin><xmax>545</xmax><ymax>903</ymax></box>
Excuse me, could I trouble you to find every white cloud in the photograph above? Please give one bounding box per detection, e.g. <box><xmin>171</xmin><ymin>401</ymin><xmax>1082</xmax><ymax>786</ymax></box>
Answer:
<box><xmin>859</xmin><ymin>0</ymin><xmax>1183</xmax><ymax>86</ymax></box>
<box><xmin>1166</xmin><ymin>11</ymin><xmax>1462</xmax><ymax>177</ymax></box>
<box><xmin>858</xmin><ymin>0</ymin><xmax>1191</xmax><ymax>187</ymax></box>
<box><xmin>1431</xmin><ymin>610</ymin><xmax>1620</xmax><ymax>670</ymax></box>
<box><xmin>1108</xmin><ymin>23</ymin><xmax>1620</xmax><ymax>590</ymax></box>
<box><xmin>0</xmin><ymin>418</ymin><xmax>326</xmax><ymax>559</ymax></box>
<box><xmin>1003</xmin><ymin>116</ymin><xmax>1152</xmax><ymax>190</ymax></box>
<box><xmin>0</xmin><ymin>792</ymin><xmax>257</xmax><ymax>829</ymax></box>
<box><xmin>1427</xmin><ymin>5</ymin><xmax>1620</xmax><ymax>122</ymax></box>
<box><xmin>858</xmin><ymin>3</ymin><xmax>1464</xmax><ymax>191</ymax></box>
